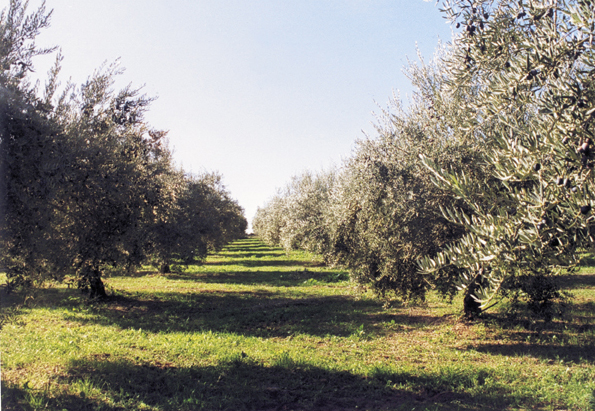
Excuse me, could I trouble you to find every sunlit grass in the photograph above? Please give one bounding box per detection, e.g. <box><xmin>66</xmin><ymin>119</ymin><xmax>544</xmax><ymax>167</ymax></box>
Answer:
<box><xmin>2</xmin><ymin>238</ymin><xmax>595</xmax><ymax>410</ymax></box>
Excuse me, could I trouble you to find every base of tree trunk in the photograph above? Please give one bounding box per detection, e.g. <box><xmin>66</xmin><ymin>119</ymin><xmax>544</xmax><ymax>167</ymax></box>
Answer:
<box><xmin>463</xmin><ymin>280</ymin><xmax>482</xmax><ymax>319</ymax></box>
<box><xmin>89</xmin><ymin>273</ymin><xmax>107</xmax><ymax>299</ymax></box>
<box><xmin>160</xmin><ymin>263</ymin><xmax>171</xmax><ymax>274</ymax></box>
<box><xmin>79</xmin><ymin>266</ymin><xmax>107</xmax><ymax>299</ymax></box>
<box><xmin>463</xmin><ymin>292</ymin><xmax>482</xmax><ymax>319</ymax></box>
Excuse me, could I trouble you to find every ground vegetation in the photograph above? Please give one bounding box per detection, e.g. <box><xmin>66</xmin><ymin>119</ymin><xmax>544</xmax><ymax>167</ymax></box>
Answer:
<box><xmin>2</xmin><ymin>238</ymin><xmax>594</xmax><ymax>410</ymax></box>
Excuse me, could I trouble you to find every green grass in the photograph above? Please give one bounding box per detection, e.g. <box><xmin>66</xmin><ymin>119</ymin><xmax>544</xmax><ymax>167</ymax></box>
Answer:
<box><xmin>1</xmin><ymin>237</ymin><xmax>595</xmax><ymax>410</ymax></box>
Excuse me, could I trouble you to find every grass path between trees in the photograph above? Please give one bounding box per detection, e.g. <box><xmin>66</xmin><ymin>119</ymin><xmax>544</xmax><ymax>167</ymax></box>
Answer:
<box><xmin>1</xmin><ymin>237</ymin><xmax>595</xmax><ymax>410</ymax></box>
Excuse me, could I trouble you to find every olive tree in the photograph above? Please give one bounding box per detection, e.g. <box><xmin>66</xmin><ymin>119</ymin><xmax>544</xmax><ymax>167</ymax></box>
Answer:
<box><xmin>253</xmin><ymin>194</ymin><xmax>287</xmax><ymax>246</ymax></box>
<box><xmin>188</xmin><ymin>172</ymin><xmax>247</xmax><ymax>253</ymax></box>
<box><xmin>150</xmin><ymin>172</ymin><xmax>247</xmax><ymax>273</ymax></box>
<box><xmin>328</xmin><ymin>52</ymin><xmax>484</xmax><ymax>301</ymax></box>
<box><xmin>253</xmin><ymin>169</ymin><xmax>336</xmax><ymax>259</ymax></box>
<box><xmin>419</xmin><ymin>0</ymin><xmax>595</xmax><ymax>318</ymax></box>
<box><xmin>254</xmin><ymin>50</ymin><xmax>487</xmax><ymax>304</ymax></box>
<box><xmin>0</xmin><ymin>0</ymin><xmax>65</xmax><ymax>290</ymax></box>
<box><xmin>279</xmin><ymin>170</ymin><xmax>336</xmax><ymax>255</ymax></box>
<box><xmin>50</xmin><ymin>62</ymin><xmax>174</xmax><ymax>297</ymax></box>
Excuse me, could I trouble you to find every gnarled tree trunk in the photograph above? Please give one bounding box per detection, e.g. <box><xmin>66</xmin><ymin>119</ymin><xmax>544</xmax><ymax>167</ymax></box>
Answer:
<box><xmin>463</xmin><ymin>280</ymin><xmax>482</xmax><ymax>319</ymax></box>
<box><xmin>79</xmin><ymin>264</ymin><xmax>107</xmax><ymax>299</ymax></box>
<box><xmin>160</xmin><ymin>262</ymin><xmax>171</xmax><ymax>274</ymax></box>
<box><xmin>89</xmin><ymin>269</ymin><xmax>107</xmax><ymax>299</ymax></box>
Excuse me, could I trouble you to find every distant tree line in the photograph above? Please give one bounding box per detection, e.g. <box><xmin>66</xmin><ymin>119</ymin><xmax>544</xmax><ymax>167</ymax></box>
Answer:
<box><xmin>254</xmin><ymin>0</ymin><xmax>595</xmax><ymax>319</ymax></box>
<box><xmin>0</xmin><ymin>1</ymin><xmax>247</xmax><ymax>298</ymax></box>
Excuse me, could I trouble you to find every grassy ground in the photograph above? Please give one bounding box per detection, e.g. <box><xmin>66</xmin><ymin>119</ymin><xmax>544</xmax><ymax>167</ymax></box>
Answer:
<box><xmin>1</xmin><ymin>237</ymin><xmax>595</xmax><ymax>410</ymax></box>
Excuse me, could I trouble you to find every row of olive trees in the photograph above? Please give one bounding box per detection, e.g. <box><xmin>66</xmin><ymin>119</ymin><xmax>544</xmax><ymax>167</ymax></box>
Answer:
<box><xmin>254</xmin><ymin>0</ymin><xmax>595</xmax><ymax>318</ymax></box>
<box><xmin>254</xmin><ymin>47</ymin><xmax>484</xmax><ymax>304</ymax></box>
<box><xmin>253</xmin><ymin>169</ymin><xmax>337</xmax><ymax>256</ymax></box>
<box><xmin>0</xmin><ymin>1</ymin><xmax>247</xmax><ymax>298</ymax></box>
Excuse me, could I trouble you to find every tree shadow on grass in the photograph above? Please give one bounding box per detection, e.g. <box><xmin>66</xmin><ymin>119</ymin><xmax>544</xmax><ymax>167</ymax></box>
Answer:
<box><xmin>207</xmin><ymin>252</ymin><xmax>288</xmax><ymax>260</ymax></box>
<box><xmin>467</xmin><ymin>303</ymin><xmax>595</xmax><ymax>363</ymax></box>
<box><xmin>202</xmin><ymin>259</ymin><xmax>323</xmax><ymax>268</ymax></box>
<box><xmin>164</xmin><ymin>269</ymin><xmax>344</xmax><ymax>287</ymax></box>
<box><xmin>1</xmin><ymin>355</ymin><xmax>520</xmax><ymax>411</ymax></box>
<box><xmin>469</xmin><ymin>341</ymin><xmax>595</xmax><ymax>363</ymax></box>
<box><xmin>484</xmin><ymin>299</ymin><xmax>595</xmax><ymax>333</ymax></box>
<box><xmin>221</xmin><ymin>240</ymin><xmax>280</xmax><ymax>251</ymax></box>
<box><xmin>63</xmin><ymin>292</ymin><xmax>440</xmax><ymax>338</ymax></box>
<box><xmin>215</xmin><ymin>241</ymin><xmax>285</xmax><ymax>257</ymax></box>
<box><xmin>70</xmin><ymin>293</ymin><xmax>378</xmax><ymax>338</ymax></box>
<box><xmin>557</xmin><ymin>272</ymin><xmax>595</xmax><ymax>288</ymax></box>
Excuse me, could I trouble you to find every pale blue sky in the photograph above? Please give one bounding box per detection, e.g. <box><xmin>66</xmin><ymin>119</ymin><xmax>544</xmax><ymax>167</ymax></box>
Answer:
<box><xmin>21</xmin><ymin>0</ymin><xmax>453</xmax><ymax>230</ymax></box>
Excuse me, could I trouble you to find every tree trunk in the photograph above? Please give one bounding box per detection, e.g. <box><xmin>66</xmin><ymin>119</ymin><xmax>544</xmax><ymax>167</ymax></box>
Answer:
<box><xmin>463</xmin><ymin>281</ymin><xmax>481</xmax><ymax>319</ymax></box>
<box><xmin>78</xmin><ymin>264</ymin><xmax>107</xmax><ymax>299</ymax></box>
<box><xmin>160</xmin><ymin>262</ymin><xmax>170</xmax><ymax>274</ymax></box>
<box><xmin>89</xmin><ymin>268</ymin><xmax>107</xmax><ymax>299</ymax></box>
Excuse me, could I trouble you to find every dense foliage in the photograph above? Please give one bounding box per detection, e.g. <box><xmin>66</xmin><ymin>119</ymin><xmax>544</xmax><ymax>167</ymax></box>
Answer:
<box><xmin>0</xmin><ymin>1</ymin><xmax>246</xmax><ymax>297</ymax></box>
<box><xmin>150</xmin><ymin>172</ymin><xmax>247</xmax><ymax>274</ymax></box>
<box><xmin>419</xmin><ymin>0</ymin><xmax>595</xmax><ymax>318</ymax></box>
<box><xmin>254</xmin><ymin>51</ymin><xmax>485</xmax><ymax>304</ymax></box>
<box><xmin>254</xmin><ymin>0</ymin><xmax>595</xmax><ymax>317</ymax></box>
<box><xmin>253</xmin><ymin>170</ymin><xmax>336</xmax><ymax>257</ymax></box>
<box><xmin>327</xmin><ymin>54</ymin><xmax>488</xmax><ymax>302</ymax></box>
